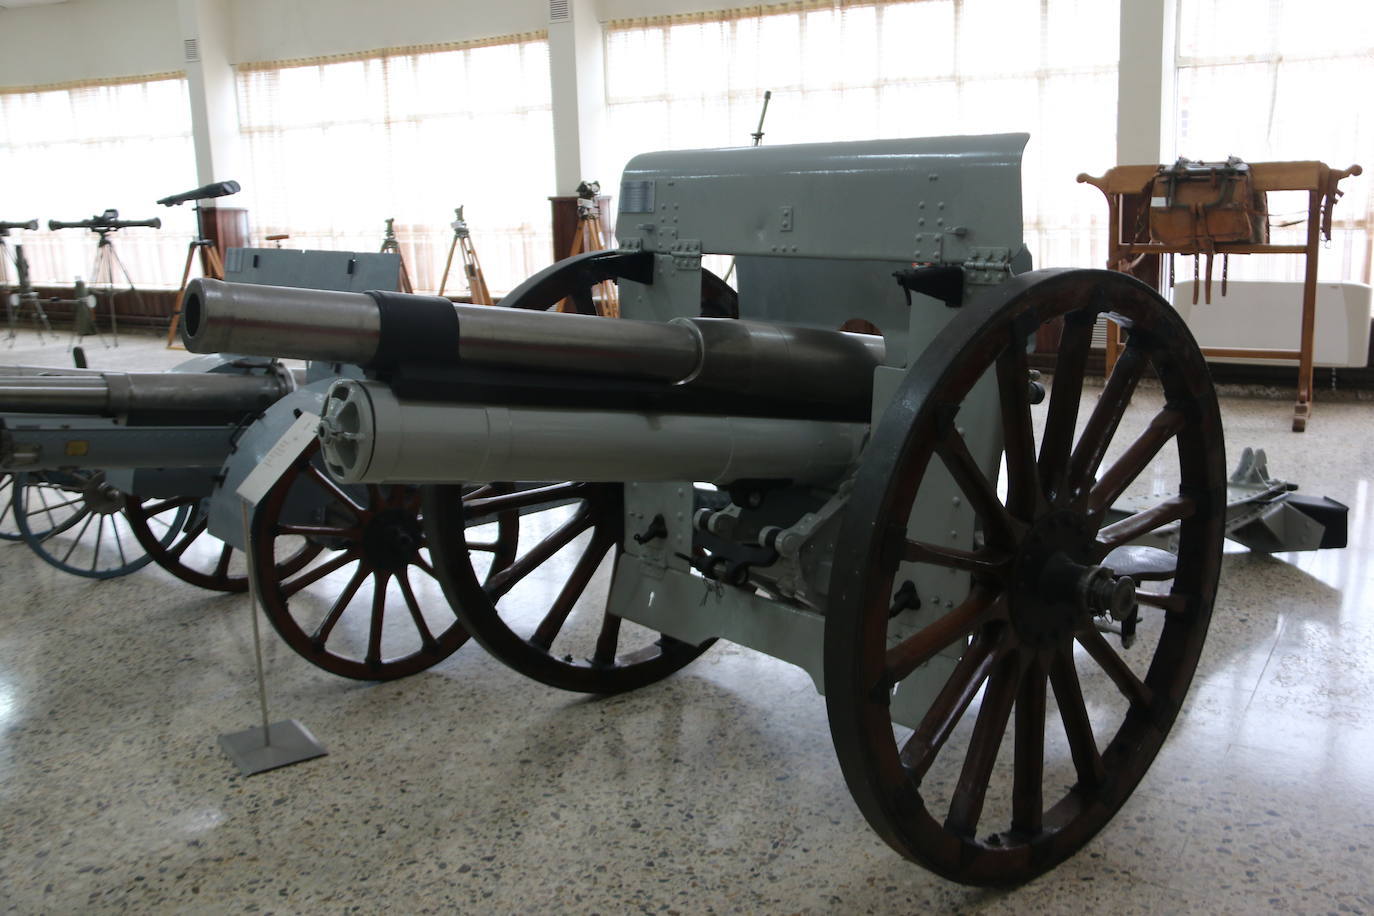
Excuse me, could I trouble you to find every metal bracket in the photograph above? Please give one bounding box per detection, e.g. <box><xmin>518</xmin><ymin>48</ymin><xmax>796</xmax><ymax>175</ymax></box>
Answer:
<box><xmin>670</xmin><ymin>239</ymin><xmax>702</xmax><ymax>271</ymax></box>
<box><xmin>963</xmin><ymin>247</ymin><xmax>1014</xmax><ymax>286</ymax></box>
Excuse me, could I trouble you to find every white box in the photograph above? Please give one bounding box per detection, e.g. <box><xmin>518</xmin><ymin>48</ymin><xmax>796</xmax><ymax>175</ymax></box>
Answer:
<box><xmin>1172</xmin><ymin>280</ymin><xmax>1372</xmax><ymax>368</ymax></box>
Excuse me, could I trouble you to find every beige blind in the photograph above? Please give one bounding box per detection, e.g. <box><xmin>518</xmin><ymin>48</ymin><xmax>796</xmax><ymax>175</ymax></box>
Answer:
<box><xmin>1176</xmin><ymin>0</ymin><xmax>1373</xmax><ymax>283</ymax></box>
<box><xmin>0</xmin><ymin>74</ymin><xmax>197</xmax><ymax>287</ymax></box>
<box><xmin>602</xmin><ymin>0</ymin><xmax>1121</xmax><ymax>274</ymax></box>
<box><xmin>236</xmin><ymin>31</ymin><xmax>548</xmax><ymax>72</ymax></box>
<box><xmin>236</xmin><ymin>34</ymin><xmax>555</xmax><ymax>294</ymax></box>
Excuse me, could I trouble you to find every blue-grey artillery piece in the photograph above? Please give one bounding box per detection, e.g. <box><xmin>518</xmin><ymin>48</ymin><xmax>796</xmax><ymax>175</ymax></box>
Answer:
<box><xmin>0</xmin><ymin>247</ymin><xmax>512</xmax><ymax>680</ymax></box>
<box><xmin>179</xmin><ymin>135</ymin><xmax>1345</xmax><ymax>884</ymax></box>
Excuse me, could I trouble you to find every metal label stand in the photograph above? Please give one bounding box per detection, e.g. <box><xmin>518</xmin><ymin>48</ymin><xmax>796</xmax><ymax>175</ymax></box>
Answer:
<box><xmin>218</xmin><ymin>413</ymin><xmax>328</xmax><ymax>776</ymax></box>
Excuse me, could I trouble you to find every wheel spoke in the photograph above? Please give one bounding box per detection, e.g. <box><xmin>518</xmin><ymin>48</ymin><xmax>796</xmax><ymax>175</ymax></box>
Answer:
<box><xmin>89</xmin><ymin>515</ymin><xmax>104</xmax><ymax>571</ymax></box>
<box><xmin>366</xmin><ymin>571</ymin><xmax>389</xmax><ymax>667</ymax></box>
<box><xmin>484</xmin><ymin>505</ymin><xmax>594</xmax><ymax>600</ymax></box>
<box><xmin>934</xmin><ymin>420</ymin><xmax>1017</xmax><ymax>548</ymax></box>
<box><xmin>995</xmin><ymin>338</ymin><xmax>1040</xmax><ymax>520</ymax></box>
<box><xmin>1011</xmin><ymin>661</ymin><xmax>1048</xmax><ymax>836</ymax></box>
<box><xmin>58</xmin><ymin>512</ymin><xmax>94</xmax><ymax>562</ymax></box>
<box><xmin>303</xmin><ymin>464</ymin><xmax>367</xmax><ymax>517</ymax></box>
<box><xmin>112</xmin><ymin>518</ymin><xmax>128</xmax><ymax>568</ymax></box>
<box><xmin>530</xmin><ymin>534</ymin><xmax>613</xmax><ymax>650</ymax></box>
<box><xmin>283</xmin><ymin>549</ymin><xmax>359</xmax><ymax>597</ymax></box>
<box><xmin>167</xmin><ymin>518</ymin><xmax>208</xmax><ymax>559</ymax></box>
<box><xmin>312</xmin><ymin>562</ymin><xmax>368</xmax><ymax>645</ymax></box>
<box><xmin>900</xmin><ymin>628</ymin><xmax>1000</xmax><ymax>780</ymax></box>
<box><xmin>1049</xmin><ymin>649</ymin><xmax>1104</xmax><ymax>788</ymax></box>
<box><xmin>1095</xmin><ymin>495</ymin><xmax>1195</xmax><ymax>552</ymax></box>
<box><xmin>142</xmin><ymin>495</ymin><xmax>193</xmax><ymax>518</ymax></box>
<box><xmin>1137</xmin><ymin>589</ymin><xmax>1189</xmax><ymax>615</ymax></box>
<box><xmin>1065</xmin><ymin>343</ymin><xmax>1148</xmax><ymax>503</ymax></box>
<box><xmin>1038</xmin><ymin>312</ymin><xmax>1095</xmax><ymax>500</ymax></box>
<box><xmin>945</xmin><ymin>651</ymin><xmax>1020</xmax><ymax>837</ymax></box>
<box><xmin>213</xmin><ymin>543</ymin><xmax>234</xmax><ymax>580</ymax></box>
<box><xmin>397</xmin><ymin>568</ymin><xmax>438</xmax><ymax>649</ymax></box>
<box><xmin>902</xmin><ymin>539</ymin><xmax>1011</xmax><ymax>577</ymax></box>
<box><xmin>884</xmin><ymin>587</ymin><xmax>998</xmax><ymax>687</ymax></box>
<box><xmin>463</xmin><ymin>481</ymin><xmax>584</xmax><ymax>520</ymax></box>
<box><xmin>1076</xmin><ymin>626</ymin><xmax>1153</xmax><ymax>711</ymax></box>
<box><xmin>592</xmin><ymin>612</ymin><xmax>623</xmax><ymax>667</ymax></box>
<box><xmin>1087</xmin><ymin>407</ymin><xmax>1186</xmax><ymax>515</ymax></box>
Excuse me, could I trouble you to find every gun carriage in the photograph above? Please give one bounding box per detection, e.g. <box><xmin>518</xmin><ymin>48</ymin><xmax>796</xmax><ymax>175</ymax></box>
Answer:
<box><xmin>0</xmin><ymin>248</ymin><xmax>518</xmax><ymax>680</ymax></box>
<box><xmin>169</xmin><ymin>134</ymin><xmax>1243</xmax><ymax>884</ymax></box>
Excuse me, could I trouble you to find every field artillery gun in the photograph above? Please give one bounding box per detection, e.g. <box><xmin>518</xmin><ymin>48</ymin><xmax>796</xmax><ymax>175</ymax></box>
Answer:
<box><xmin>0</xmin><ymin>357</ymin><xmax>313</xmax><ymax>582</ymax></box>
<box><xmin>0</xmin><ymin>248</ymin><xmax>513</xmax><ymax>681</ymax></box>
<box><xmin>180</xmin><ymin>135</ymin><xmax>1340</xmax><ymax>884</ymax></box>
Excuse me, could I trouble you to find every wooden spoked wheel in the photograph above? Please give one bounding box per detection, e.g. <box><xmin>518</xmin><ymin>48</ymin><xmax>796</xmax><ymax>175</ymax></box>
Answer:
<box><xmin>10</xmin><ymin>470</ymin><xmax>185</xmax><ymax>579</ymax></box>
<box><xmin>499</xmin><ymin>248</ymin><xmax>739</xmax><ymax>320</ymax></box>
<box><xmin>124</xmin><ymin>496</ymin><xmax>321</xmax><ymax>593</ymax></box>
<box><xmin>249</xmin><ymin>443</ymin><xmax>518</xmax><ymax>680</ymax></box>
<box><xmin>422</xmin><ymin>482</ymin><xmax>713</xmax><ymax>693</ymax></box>
<box><xmin>825</xmin><ymin>269</ymin><xmax>1226</xmax><ymax>885</ymax></box>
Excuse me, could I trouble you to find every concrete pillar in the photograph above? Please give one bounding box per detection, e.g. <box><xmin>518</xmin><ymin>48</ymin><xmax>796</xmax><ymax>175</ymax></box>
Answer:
<box><xmin>177</xmin><ymin>0</ymin><xmax>240</xmax><ymax>185</ymax></box>
<box><xmin>548</xmin><ymin>0</ymin><xmax>605</xmax><ymax>195</ymax></box>
<box><xmin>1116</xmin><ymin>0</ymin><xmax>1177</xmax><ymax>166</ymax></box>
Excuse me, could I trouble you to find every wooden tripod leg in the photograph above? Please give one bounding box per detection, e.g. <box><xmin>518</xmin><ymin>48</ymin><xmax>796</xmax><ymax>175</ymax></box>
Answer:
<box><xmin>203</xmin><ymin>244</ymin><xmax>225</xmax><ymax>280</ymax></box>
<box><xmin>1293</xmin><ymin>189</ymin><xmax>1322</xmax><ymax>432</ymax></box>
<box><xmin>165</xmin><ymin>242</ymin><xmax>200</xmax><ymax>347</ymax></box>
<box><xmin>438</xmin><ymin>235</ymin><xmax>460</xmax><ymax>297</ymax></box>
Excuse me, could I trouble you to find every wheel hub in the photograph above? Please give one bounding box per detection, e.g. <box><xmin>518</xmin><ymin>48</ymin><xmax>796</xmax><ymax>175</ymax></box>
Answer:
<box><xmin>80</xmin><ymin>477</ymin><xmax>126</xmax><ymax>515</ymax></box>
<box><xmin>1010</xmin><ymin>511</ymin><xmax>1135</xmax><ymax>648</ymax></box>
<box><xmin>361</xmin><ymin>508</ymin><xmax>423</xmax><ymax>573</ymax></box>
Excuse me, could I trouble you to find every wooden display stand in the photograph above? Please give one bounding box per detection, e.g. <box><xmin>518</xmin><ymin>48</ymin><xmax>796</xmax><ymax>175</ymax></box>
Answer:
<box><xmin>1079</xmin><ymin>161</ymin><xmax>1362</xmax><ymax>431</ymax></box>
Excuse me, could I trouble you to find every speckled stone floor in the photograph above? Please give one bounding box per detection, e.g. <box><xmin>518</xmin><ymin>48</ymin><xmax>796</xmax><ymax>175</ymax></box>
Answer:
<box><xmin>0</xmin><ymin>328</ymin><xmax>1371</xmax><ymax>913</ymax></box>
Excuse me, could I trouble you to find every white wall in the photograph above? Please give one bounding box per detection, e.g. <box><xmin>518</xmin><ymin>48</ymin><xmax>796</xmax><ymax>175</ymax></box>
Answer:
<box><xmin>229</xmin><ymin>0</ymin><xmax>547</xmax><ymax>64</ymax></box>
<box><xmin>0</xmin><ymin>0</ymin><xmax>182</xmax><ymax>86</ymax></box>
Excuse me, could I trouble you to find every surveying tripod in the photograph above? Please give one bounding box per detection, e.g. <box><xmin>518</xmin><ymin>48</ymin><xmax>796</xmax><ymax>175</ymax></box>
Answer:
<box><xmin>0</xmin><ymin>221</ymin><xmax>54</xmax><ymax>345</ymax></box>
<box><xmin>380</xmin><ymin>218</ymin><xmax>414</xmax><ymax>293</ymax></box>
<box><xmin>559</xmin><ymin>181</ymin><xmax>618</xmax><ymax>317</ymax></box>
<box><xmin>438</xmin><ymin>207</ymin><xmax>492</xmax><ymax>305</ymax></box>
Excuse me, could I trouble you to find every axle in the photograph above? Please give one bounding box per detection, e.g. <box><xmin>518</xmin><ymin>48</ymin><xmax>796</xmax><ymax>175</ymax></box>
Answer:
<box><xmin>181</xmin><ymin>279</ymin><xmax>885</xmax><ymax>418</ymax></box>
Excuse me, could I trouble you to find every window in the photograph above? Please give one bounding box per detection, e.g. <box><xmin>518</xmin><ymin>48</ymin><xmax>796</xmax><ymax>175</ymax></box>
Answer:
<box><xmin>0</xmin><ymin>74</ymin><xmax>197</xmax><ymax>287</ymax></box>
<box><xmin>602</xmin><ymin>0</ymin><xmax>1121</xmax><ymax>272</ymax></box>
<box><xmin>236</xmin><ymin>34</ymin><xmax>556</xmax><ymax>295</ymax></box>
<box><xmin>1176</xmin><ymin>0</ymin><xmax>1374</xmax><ymax>282</ymax></box>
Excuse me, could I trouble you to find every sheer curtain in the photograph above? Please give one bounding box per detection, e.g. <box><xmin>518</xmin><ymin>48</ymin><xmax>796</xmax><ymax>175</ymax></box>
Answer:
<box><xmin>236</xmin><ymin>34</ymin><xmax>556</xmax><ymax>295</ymax></box>
<box><xmin>0</xmin><ymin>74</ymin><xmax>197</xmax><ymax>287</ymax></box>
<box><xmin>602</xmin><ymin>0</ymin><xmax>1120</xmax><ymax>271</ymax></box>
<box><xmin>1176</xmin><ymin>0</ymin><xmax>1374</xmax><ymax>283</ymax></box>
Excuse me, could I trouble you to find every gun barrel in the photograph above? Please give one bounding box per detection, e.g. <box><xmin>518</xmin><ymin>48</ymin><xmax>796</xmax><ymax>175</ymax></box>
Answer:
<box><xmin>181</xmin><ymin>278</ymin><xmax>885</xmax><ymax>417</ymax></box>
<box><xmin>0</xmin><ymin>371</ymin><xmax>293</xmax><ymax>418</ymax></box>
<box><xmin>319</xmin><ymin>379</ymin><xmax>865</xmax><ymax>486</ymax></box>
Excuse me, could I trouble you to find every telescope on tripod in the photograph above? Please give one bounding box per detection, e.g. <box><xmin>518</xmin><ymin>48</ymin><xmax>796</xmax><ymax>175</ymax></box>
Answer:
<box><xmin>48</xmin><ymin>208</ymin><xmax>164</xmax><ymax>348</ymax></box>
<box><xmin>157</xmin><ymin>180</ymin><xmax>241</xmax><ymax>348</ymax></box>
<box><xmin>0</xmin><ymin>218</ymin><xmax>53</xmax><ymax>345</ymax></box>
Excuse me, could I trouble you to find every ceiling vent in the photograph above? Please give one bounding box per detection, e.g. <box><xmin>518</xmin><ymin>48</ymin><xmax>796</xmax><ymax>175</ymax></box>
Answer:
<box><xmin>549</xmin><ymin>0</ymin><xmax>570</xmax><ymax>23</ymax></box>
<box><xmin>183</xmin><ymin>38</ymin><xmax>200</xmax><ymax>62</ymax></box>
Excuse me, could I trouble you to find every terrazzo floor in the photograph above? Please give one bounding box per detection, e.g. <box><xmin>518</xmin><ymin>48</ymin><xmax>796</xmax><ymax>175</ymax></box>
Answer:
<box><xmin>0</xmin><ymin>328</ymin><xmax>1372</xmax><ymax>913</ymax></box>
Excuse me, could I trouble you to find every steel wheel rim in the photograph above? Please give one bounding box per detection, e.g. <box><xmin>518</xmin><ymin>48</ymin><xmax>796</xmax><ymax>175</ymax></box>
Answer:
<box><xmin>825</xmin><ymin>269</ymin><xmax>1226</xmax><ymax>885</ymax></box>
<box><xmin>422</xmin><ymin>482</ymin><xmax>713</xmax><ymax>694</ymax></box>
<box><xmin>11</xmin><ymin>470</ymin><xmax>181</xmax><ymax>579</ymax></box>
<box><xmin>0</xmin><ymin>473</ymin><xmax>26</xmax><ymax>541</ymax></box>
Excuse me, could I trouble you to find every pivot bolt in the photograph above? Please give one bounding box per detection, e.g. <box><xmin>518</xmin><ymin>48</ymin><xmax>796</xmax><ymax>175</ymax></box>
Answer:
<box><xmin>1082</xmin><ymin>566</ymin><xmax>1137</xmax><ymax>621</ymax></box>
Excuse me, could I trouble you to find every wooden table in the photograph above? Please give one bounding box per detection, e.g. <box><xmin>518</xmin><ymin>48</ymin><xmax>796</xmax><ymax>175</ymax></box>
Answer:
<box><xmin>1078</xmin><ymin>160</ymin><xmax>1362</xmax><ymax>431</ymax></box>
